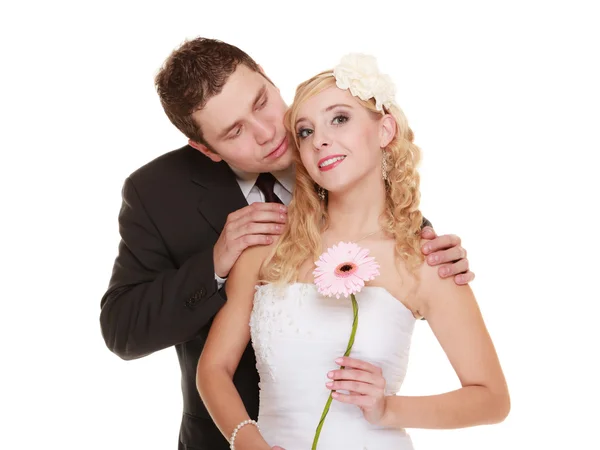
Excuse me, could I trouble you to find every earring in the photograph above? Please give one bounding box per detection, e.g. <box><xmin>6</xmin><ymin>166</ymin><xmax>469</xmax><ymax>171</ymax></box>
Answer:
<box><xmin>382</xmin><ymin>152</ymin><xmax>389</xmax><ymax>181</ymax></box>
<box><xmin>317</xmin><ymin>186</ymin><xmax>326</xmax><ymax>201</ymax></box>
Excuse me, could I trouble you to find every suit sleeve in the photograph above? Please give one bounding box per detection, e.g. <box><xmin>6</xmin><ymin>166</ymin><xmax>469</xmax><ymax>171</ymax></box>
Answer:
<box><xmin>422</xmin><ymin>216</ymin><xmax>432</xmax><ymax>229</ymax></box>
<box><xmin>100</xmin><ymin>177</ymin><xmax>226</xmax><ymax>360</ymax></box>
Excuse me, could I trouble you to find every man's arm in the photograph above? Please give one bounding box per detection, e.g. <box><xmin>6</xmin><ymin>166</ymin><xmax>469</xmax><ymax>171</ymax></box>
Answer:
<box><xmin>100</xmin><ymin>177</ymin><xmax>225</xmax><ymax>360</ymax></box>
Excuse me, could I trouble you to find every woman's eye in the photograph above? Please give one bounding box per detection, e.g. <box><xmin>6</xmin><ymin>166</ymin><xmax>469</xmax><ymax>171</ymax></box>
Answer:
<box><xmin>297</xmin><ymin>128</ymin><xmax>313</xmax><ymax>139</ymax></box>
<box><xmin>332</xmin><ymin>115</ymin><xmax>349</xmax><ymax>125</ymax></box>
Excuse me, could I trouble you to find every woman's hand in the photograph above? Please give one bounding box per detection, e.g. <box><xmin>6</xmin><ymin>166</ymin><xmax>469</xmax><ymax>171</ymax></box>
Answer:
<box><xmin>326</xmin><ymin>356</ymin><xmax>387</xmax><ymax>425</ymax></box>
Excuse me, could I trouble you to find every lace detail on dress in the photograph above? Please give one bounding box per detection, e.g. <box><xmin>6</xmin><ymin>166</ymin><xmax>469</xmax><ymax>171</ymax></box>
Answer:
<box><xmin>250</xmin><ymin>284</ymin><xmax>309</xmax><ymax>380</ymax></box>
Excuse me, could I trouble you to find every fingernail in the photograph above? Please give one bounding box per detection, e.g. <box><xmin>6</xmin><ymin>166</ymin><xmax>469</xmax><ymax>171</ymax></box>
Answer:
<box><xmin>423</xmin><ymin>245</ymin><xmax>431</xmax><ymax>254</ymax></box>
<box><xmin>326</xmin><ymin>382</ymin><xmax>333</xmax><ymax>388</ymax></box>
<box><xmin>327</xmin><ymin>371</ymin><xmax>334</xmax><ymax>378</ymax></box>
<box><xmin>280</xmin><ymin>213</ymin><xmax>286</xmax><ymax>220</ymax></box>
<box><xmin>334</xmin><ymin>358</ymin><xmax>343</xmax><ymax>364</ymax></box>
<box><xmin>456</xmin><ymin>275</ymin><xmax>464</xmax><ymax>283</ymax></box>
<box><xmin>280</xmin><ymin>205</ymin><xmax>286</xmax><ymax>212</ymax></box>
<box><xmin>441</xmin><ymin>268</ymin><xmax>449</xmax><ymax>276</ymax></box>
<box><xmin>428</xmin><ymin>255</ymin><xmax>437</xmax><ymax>264</ymax></box>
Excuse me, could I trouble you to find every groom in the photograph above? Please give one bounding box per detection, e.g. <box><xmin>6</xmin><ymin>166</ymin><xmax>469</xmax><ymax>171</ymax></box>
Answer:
<box><xmin>100</xmin><ymin>37</ymin><xmax>473</xmax><ymax>450</ymax></box>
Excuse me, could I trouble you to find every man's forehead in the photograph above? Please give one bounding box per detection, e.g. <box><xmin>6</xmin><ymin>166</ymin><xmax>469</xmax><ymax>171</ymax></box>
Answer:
<box><xmin>209</xmin><ymin>65</ymin><xmax>264</xmax><ymax>109</ymax></box>
<box><xmin>194</xmin><ymin>67</ymin><xmax>266</xmax><ymax>132</ymax></box>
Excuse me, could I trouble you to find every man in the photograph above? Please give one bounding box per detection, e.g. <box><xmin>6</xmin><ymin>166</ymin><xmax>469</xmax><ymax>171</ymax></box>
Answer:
<box><xmin>100</xmin><ymin>37</ymin><xmax>474</xmax><ymax>450</ymax></box>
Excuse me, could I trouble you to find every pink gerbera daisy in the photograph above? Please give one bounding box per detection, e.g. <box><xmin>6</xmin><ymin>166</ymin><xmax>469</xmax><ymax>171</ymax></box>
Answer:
<box><xmin>311</xmin><ymin>242</ymin><xmax>380</xmax><ymax>449</ymax></box>
<box><xmin>313</xmin><ymin>241</ymin><xmax>380</xmax><ymax>299</ymax></box>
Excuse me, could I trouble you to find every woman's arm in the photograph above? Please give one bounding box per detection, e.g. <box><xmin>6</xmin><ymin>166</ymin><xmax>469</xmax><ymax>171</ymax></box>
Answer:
<box><xmin>196</xmin><ymin>244</ymin><xmax>273</xmax><ymax>449</ymax></box>
<box><xmin>382</xmin><ymin>264</ymin><xmax>510</xmax><ymax>428</ymax></box>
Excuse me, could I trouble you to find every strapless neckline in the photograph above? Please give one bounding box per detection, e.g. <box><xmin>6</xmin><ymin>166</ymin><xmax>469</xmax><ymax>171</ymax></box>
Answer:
<box><xmin>256</xmin><ymin>281</ymin><xmax>414</xmax><ymax>316</ymax></box>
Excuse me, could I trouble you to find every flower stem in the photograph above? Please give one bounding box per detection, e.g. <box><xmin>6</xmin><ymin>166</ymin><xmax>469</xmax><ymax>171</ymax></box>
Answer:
<box><xmin>311</xmin><ymin>293</ymin><xmax>359</xmax><ymax>450</ymax></box>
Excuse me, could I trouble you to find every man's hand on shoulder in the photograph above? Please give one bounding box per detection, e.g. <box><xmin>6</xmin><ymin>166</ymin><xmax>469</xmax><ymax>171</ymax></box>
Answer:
<box><xmin>213</xmin><ymin>202</ymin><xmax>287</xmax><ymax>278</ymax></box>
<box><xmin>420</xmin><ymin>226</ymin><xmax>475</xmax><ymax>285</ymax></box>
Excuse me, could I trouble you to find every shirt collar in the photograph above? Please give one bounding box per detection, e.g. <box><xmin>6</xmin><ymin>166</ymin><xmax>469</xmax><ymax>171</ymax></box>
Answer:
<box><xmin>228</xmin><ymin>166</ymin><xmax>258</xmax><ymax>199</ymax></box>
<box><xmin>271</xmin><ymin>163</ymin><xmax>295</xmax><ymax>194</ymax></box>
<box><xmin>229</xmin><ymin>163</ymin><xmax>296</xmax><ymax>198</ymax></box>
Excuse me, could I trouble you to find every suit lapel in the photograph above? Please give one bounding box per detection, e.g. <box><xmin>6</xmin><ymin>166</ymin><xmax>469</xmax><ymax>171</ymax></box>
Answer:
<box><xmin>189</xmin><ymin>149</ymin><xmax>248</xmax><ymax>235</ymax></box>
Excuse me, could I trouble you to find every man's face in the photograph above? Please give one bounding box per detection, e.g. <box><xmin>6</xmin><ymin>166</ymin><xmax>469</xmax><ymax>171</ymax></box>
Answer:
<box><xmin>191</xmin><ymin>64</ymin><xmax>293</xmax><ymax>173</ymax></box>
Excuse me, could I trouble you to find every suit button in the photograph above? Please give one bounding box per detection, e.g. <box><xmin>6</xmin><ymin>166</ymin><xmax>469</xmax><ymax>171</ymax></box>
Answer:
<box><xmin>185</xmin><ymin>286</ymin><xmax>207</xmax><ymax>309</ymax></box>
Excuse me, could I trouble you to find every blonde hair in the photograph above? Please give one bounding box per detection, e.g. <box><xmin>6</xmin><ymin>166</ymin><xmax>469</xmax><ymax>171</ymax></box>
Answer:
<box><xmin>260</xmin><ymin>71</ymin><xmax>424</xmax><ymax>284</ymax></box>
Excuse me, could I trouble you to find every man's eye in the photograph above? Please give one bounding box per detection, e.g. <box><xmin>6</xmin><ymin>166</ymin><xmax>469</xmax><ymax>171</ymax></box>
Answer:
<box><xmin>297</xmin><ymin>128</ymin><xmax>313</xmax><ymax>139</ymax></box>
<box><xmin>230</xmin><ymin>127</ymin><xmax>242</xmax><ymax>139</ymax></box>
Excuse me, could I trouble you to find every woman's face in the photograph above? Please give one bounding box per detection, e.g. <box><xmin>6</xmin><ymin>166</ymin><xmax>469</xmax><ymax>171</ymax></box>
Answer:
<box><xmin>293</xmin><ymin>86</ymin><xmax>394</xmax><ymax>194</ymax></box>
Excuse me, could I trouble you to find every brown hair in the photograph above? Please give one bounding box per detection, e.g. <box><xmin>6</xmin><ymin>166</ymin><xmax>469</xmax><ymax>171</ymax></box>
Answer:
<box><xmin>155</xmin><ymin>37</ymin><xmax>264</xmax><ymax>145</ymax></box>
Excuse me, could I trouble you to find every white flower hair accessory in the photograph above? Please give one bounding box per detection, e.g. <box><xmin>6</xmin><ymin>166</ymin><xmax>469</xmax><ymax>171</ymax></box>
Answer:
<box><xmin>332</xmin><ymin>53</ymin><xmax>397</xmax><ymax>112</ymax></box>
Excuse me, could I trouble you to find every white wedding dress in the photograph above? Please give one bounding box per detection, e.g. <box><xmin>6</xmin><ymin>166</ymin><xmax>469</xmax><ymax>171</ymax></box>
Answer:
<box><xmin>250</xmin><ymin>282</ymin><xmax>416</xmax><ymax>450</ymax></box>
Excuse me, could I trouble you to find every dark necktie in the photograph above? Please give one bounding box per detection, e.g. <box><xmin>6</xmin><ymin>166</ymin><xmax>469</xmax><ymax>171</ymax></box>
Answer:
<box><xmin>255</xmin><ymin>172</ymin><xmax>283</xmax><ymax>204</ymax></box>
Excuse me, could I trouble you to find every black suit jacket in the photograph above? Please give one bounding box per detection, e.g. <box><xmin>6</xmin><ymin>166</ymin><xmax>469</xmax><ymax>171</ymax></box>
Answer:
<box><xmin>100</xmin><ymin>145</ymin><xmax>258</xmax><ymax>449</ymax></box>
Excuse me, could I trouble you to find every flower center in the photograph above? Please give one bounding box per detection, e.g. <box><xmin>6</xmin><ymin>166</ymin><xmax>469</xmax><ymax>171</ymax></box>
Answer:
<box><xmin>334</xmin><ymin>262</ymin><xmax>357</xmax><ymax>278</ymax></box>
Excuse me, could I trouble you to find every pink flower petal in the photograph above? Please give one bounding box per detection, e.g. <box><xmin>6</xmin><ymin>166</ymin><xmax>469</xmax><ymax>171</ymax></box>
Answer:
<box><xmin>313</xmin><ymin>241</ymin><xmax>381</xmax><ymax>298</ymax></box>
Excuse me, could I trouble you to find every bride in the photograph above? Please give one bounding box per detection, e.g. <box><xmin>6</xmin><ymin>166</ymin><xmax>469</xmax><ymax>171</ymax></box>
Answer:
<box><xmin>196</xmin><ymin>54</ymin><xmax>510</xmax><ymax>450</ymax></box>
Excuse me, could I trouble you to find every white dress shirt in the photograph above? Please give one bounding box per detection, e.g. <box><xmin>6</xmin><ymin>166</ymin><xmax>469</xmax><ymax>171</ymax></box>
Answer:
<box><xmin>215</xmin><ymin>165</ymin><xmax>295</xmax><ymax>288</ymax></box>
<box><xmin>230</xmin><ymin>165</ymin><xmax>294</xmax><ymax>206</ymax></box>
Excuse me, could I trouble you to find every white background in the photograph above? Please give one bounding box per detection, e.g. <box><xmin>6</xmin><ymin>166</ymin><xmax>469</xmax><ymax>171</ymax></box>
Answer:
<box><xmin>1</xmin><ymin>0</ymin><xmax>599</xmax><ymax>449</ymax></box>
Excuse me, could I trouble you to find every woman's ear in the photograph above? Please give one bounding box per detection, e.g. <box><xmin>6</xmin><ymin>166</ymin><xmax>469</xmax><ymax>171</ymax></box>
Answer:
<box><xmin>379</xmin><ymin>114</ymin><xmax>397</xmax><ymax>148</ymax></box>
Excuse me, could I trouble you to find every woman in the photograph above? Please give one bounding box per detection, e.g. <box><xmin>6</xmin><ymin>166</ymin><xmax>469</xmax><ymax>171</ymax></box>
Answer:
<box><xmin>197</xmin><ymin>54</ymin><xmax>509</xmax><ymax>450</ymax></box>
